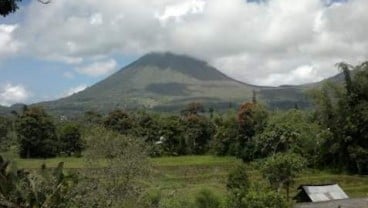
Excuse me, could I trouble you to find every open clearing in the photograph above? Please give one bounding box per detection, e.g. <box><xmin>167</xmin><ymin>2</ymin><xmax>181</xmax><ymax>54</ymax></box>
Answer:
<box><xmin>4</xmin><ymin>155</ymin><xmax>368</xmax><ymax>202</ymax></box>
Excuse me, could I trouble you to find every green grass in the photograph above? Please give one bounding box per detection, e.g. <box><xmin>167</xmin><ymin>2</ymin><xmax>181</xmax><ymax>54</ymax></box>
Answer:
<box><xmin>151</xmin><ymin>155</ymin><xmax>239</xmax><ymax>166</ymax></box>
<box><xmin>3</xmin><ymin>154</ymin><xmax>368</xmax><ymax>202</ymax></box>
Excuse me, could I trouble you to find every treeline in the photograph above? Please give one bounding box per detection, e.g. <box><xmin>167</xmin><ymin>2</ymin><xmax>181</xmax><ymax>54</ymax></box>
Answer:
<box><xmin>1</xmin><ymin>62</ymin><xmax>368</xmax><ymax>175</ymax></box>
<box><xmin>0</xmin><ymin>106</ymin><xmax>84</xmax><ymax>158</ymax></box>
<box><xmin>1</xmin><ymin>62</ymin><xmax>368</xmax><ymax>207</ymax></box>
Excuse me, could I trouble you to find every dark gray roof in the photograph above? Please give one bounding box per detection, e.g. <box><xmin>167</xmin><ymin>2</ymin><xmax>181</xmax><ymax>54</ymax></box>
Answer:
<box><xmin>295</xmin><ymin>198</ymin><xmax>368</xmax><ymax>208</ymax></box>
<box><xmin>299</xmin><ymin>184</ymin><xmax>348</xmax><ymax>202</ymax></box>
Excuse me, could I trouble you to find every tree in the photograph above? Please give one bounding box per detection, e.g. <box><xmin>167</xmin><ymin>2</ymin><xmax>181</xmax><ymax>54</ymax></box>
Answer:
<box><xmin>181</xmin><ymin>102</ymin><xmax>204</xmax><ymax>116</ymax></box>
<box><xmin>82</xmin><ymin>110</ymin><xmax>102</xmax><ymax>126</ymax></box>
<box><xmin>78</xmin><ymin>127</ymin><xmax>151</xmax><ymax>207</ymax></box>
<box><xmin>254</xmin><ymin>110</ymin><xmax>326</xmax><ymax>164</ymax></box>
<box><xmin>131</xmin><ymin>111</ymin><xmax>160</xmax><ymax>143</ymax></box>
<box><xmin>0</xmin><ymin>116</ymin><xmax>9</xmax><ymax>140</ymax></box>
<box><xmin>58</xmin><ymin>122</ymin><xmax>84</xmax><ymax>156</ymax></box>
<box><xmin>236</xmin><ymin>102</ymin><xmax>268</xmax><ymax>161</ymax></box>
<box><xmin>226</xmin><ymin>164</ymin><xmax>250</xmax><ymax>207</ymax></box>
<box><xmin>103</xmin><ymin>109</ymin><xmax>134</xmax><ymax>135</ymax></box>
<box><xmin>182</xmin><ymin>114</ymin><xmax>215</xmax><ymax>154</ymax></box>
<box><xmin>0</xmin><ymin>116</ymin><xmax>10</xmax><ymax>150</ymax></box>
<box><xmin>0</xmin><ymin>0</ymin><xmax>50</xmax><ymax>17</ymax></box>
<box><xmin>311</xmin><ymin>61</ymin><xmax>368</xmax><ymax>173</ymax></box>
<box><xmin>158</xmin><ymin>115</ymin><xmax>186</xmax><ymax>156</ymax></box>
<box><xmin>240</xmin><ymin>190</ymin><xmax>287</xmax><ymax>208</ymax></box>
<box><xmin>226</xmin><ymin>164</ymin><xmax>287</xmax><ymax>208</ymax></box>
<box><xmin>15</xmin><ymin>106</ymin><xmax>58</xmax><ymax>158</ymax></box>
<box><xmin>261</xmin><ymin>153</ymin><xmax>306</xmax><ymax>200</ymax></box>
<box><xmin>212</xmin><ymin>114</ymin><xmax>239</xmax><ymax>156</ymax></box>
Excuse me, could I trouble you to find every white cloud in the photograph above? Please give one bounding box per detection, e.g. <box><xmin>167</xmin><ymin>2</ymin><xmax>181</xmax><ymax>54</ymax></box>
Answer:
<box><xmin>0</xmin><ymin>84</ymin><xmax>30</xmax><ymax>106</ymax></box>
<box><xmin>90</xmin><ymin>13</ymin><xmax>104</xmax><ymax>25</ymax></box>
<box><xmin>12</xmin><ymin>0</ymin><xmax>368</xmax><ymax>86</ymax></box>
<box><xmin>255</xmin><ymin>65</ymin><xmax>324</xmax><ymax>86</ymax></box>
<box><xmin>63</xmin><ymin>84</ymin><xmax>88</xmax><ymax>97</ymax></box>
<box><xmin>155</xmin><ymin>0</ymin><xmax>206</xmax><ymax>25</ymax></box>
<box><xmin>75</xmin><ymin>59</ymin><xmax>117</xmax><ymax>77</ymax></box>
<box><xmin>0</xmin><ymin>24</ymin><xmax>20</xmax><ymax>58</ymax></box>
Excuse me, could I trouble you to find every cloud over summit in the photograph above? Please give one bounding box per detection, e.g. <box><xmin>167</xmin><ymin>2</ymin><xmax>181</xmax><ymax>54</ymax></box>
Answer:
<box><xmin>3</xmin><ymin>0</ymin><xmax>368</xmax><ymax>86</ymax></box>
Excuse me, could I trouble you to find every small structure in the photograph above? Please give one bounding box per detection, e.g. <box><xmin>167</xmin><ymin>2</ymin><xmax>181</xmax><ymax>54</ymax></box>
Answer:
<box><xmin>294</xmin><ymin>184</ymin><xmax>349</xmax><ymax>203</ymax></box>
<box><xmin>295</xmin><ymin>198</ymin><xmax>368</xmax><ymax>208</ymax></box>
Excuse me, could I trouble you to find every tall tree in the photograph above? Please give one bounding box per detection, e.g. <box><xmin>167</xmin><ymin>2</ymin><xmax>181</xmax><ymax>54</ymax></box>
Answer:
<box><xmin>182</xmin><ymin>114</ymin><xmax>215</xmax><ymax>154</ymax></box>
<box><xmin>236</xmin><ymin>102</ymin><xmax>268</xmax><ymax>161</ymax></box>
<box><xmin>80</xmin><ymin>127</ymin><xmax>151</xmax><ymax>207</ymax></box>
<box><xmin>311</xmin><ymin>62</ymin><xmax>368</xmax><ymax>173</ymax></box>
<box><xmin>0</xmin><ymin>116</ymin><xmax>9</xmax><ymax>143</ymax></box>
<box><xmin>262</xmin><ymin>153</ymin><xmax>306</xmax><ymax>200</ymax></box>
<box><xmin>58</xmin><ymin>122</ymin><xmax>84</xmax><ymax>156</ymax></box>
<box><xmin>181</xmin><ymin>102</ymin><xmax>205</xmax><ymax>116</ymax></box>
<box><xmin>15</xmin><ymin>106</ymin><xmax>58</xmax><ymax>158</ymax></box>
<box><xmin>254</xmin><ymin>109</ymin><xmax>325</xmax><ymax>164</ymax></box>
<box><xmin>103</xmin><ymin>109</ymin><xmax>133</xmax><ymax>135</ymax></box>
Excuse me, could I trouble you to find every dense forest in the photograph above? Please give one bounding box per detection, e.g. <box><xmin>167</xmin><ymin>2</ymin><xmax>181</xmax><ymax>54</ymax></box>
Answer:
<box><xmin>1</xmin><ymin>62</ymin><xmax>368</xmax><ymax>207</ymax></box>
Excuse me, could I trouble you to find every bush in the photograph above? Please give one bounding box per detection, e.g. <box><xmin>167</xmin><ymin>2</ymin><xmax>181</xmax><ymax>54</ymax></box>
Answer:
<box><xmin>195</xmin><ymin>189</ymin><xmax>221</xmax><ymax>208</ymax></box>
<box><xmin>241</xmin><ymin>190</ymin><xmax>287</xmax><ymax>208</ymax></box>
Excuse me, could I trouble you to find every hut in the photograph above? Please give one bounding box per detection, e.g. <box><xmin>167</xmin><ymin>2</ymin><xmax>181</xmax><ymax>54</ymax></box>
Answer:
<box><xmin>294</xmin><ymin>184</ymin><xmax>349</xmax><ymax>203</ymax></box>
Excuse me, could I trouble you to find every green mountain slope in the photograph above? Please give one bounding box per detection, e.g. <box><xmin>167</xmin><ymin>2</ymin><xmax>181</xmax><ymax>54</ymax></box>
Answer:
<box><xmin>40</xmin><ymin>53</ymin><xmax>256</xmax><ymax>115</ymax></box>
<box><xmin>7</xmin><ymin>52</ymin><xmax>349</xmax><ymax>115</ymax></box>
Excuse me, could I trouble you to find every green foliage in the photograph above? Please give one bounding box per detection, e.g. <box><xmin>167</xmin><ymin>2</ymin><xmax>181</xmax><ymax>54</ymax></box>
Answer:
<box><xmin>240</xmin><ymin>189</ymin><xmax>287</xmax><ymax>208</ymax></box>
<box><xmin>226</xmin><ymin>163</ymin><xmax>287</xmax><ymax>208</ymax></box>
<box><xmin>141</xmin><ymin>189</ymin><xmax>162</xmax><ymax>208</ymax></box>
<box><xmin>226</xmin><ymin>164</ymin><xmax>250</xmax><ymax>208</ymax></box>
<box><xmin>236</xmin><ymin>103</ymin><xmax>269</xmax><ymax>161</ymax></box>
<box><xmin>311</xmin><ymin>62</ymin><xmax>368</xmax><ymax>174</ymax></box>
<box><xmin>131</xmin><ymin>111</ymin><xmax>161</xmax><ymax>143</ymax></box>
<box><xmin>261</xmin><ymin>153</ymin><xmax>306</xmax><ymax>199</ymax></box>
<box><xmin>181</xmin><ymin>102</ymin><xmax>205</xmax><ymax>116</ymax></box>
<box><xmin>159</xmin><ymin>197</ymin><xmax>194</xmax><ymax>208</ymax></box>
<box><xmin>254</xmin><ymin>110</ymin><xmax>325</xmax><ymax>164</ymax></box>
<box><xmin>0</xmin><ymin>116</ymin><xmax>9</xmax><ymax>141</ymax></box>
<box><xmin>58</xmin><ymin>122</ymin><xmax>84</xmax><ymax>156</ymax></box>
<box><xmin>15</xmin><ymin>106</ymin><xmax>58</xmax><ymax>158</ymax></box>
<box><xmin>212</xmin><ymin>114</ymin><xmax>239</xmax><ymax>156</ymax></box>
<box><xmin>194</xmin><ymin>189</ymin><xmax>221</xmax><ymax>208</ymax></box>
<box><xmin>103</xmin><ymin>109</ymin><xmax>134</xmax><ymax>134</ymax></box>
<box><xmin>182</xmin><ymin>114</ymin><xmax>215</xmax><ymax>154</ymax></box>
<box><xmin>82</xmin><ymin>110</ymin><xmax>102</xmax><ymax>126</ymax></box>
<box><xmin>0</xmin><ymin>116</ymin><xmax>12</xmax><ymax>151</ymax></box>
<box><xmin>78</xmin><ymin>127</ymin><xmax>151</xmax><ymax>207</ymax></box>
<box><xmin>0</xmin><ymin>0</ymin><xmax>21</xmax><ymax>17</ymax></box>
<box><xmin>158</xmin><ymin>115</ymin><xmax>186</xmax><ymax>155</ymax></box>
<box><xmin>0</xmin><ymin>155</ymin><xmax>77</xmax><ymax>208</ymax></box>
<box><xmin>227</xmin><ymin>164</ymin><xmax>250</xmax><ymax>193</ymax></box>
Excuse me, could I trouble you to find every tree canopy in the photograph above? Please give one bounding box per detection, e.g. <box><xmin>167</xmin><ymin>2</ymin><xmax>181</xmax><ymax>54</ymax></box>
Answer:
<box><xmin>15</xmin><ymin>106</ymin><xmax>58</xmax><ymax>158</ymax></box>
<box><xmin>311</xmin><ymin>62</ymin><xmax>368</xmax><ymax>173</ymax></box>
<box><xmin>0</xmin><ymin>0</ymin><xmax>50</xmax><ymax>17</ymax></box>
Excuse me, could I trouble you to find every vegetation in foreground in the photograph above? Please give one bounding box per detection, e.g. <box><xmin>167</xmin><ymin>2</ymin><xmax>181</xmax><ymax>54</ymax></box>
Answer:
<box><xmin>1</xmin><ymin>62</ymin><xmax>368</xmax><ymax>207</ymax></box>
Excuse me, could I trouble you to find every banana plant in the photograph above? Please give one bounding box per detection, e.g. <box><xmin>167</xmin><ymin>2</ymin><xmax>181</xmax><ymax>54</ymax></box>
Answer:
<box><xmin>0</xmin><ymin>155</ymin><xmax>77</xmax><ymax>208</ymax></box>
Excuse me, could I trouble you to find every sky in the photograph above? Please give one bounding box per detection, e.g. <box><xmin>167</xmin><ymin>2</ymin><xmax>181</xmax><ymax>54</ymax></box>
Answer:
<box><xmin>0</xmin><ymin>0</ymin><xmax>367</xmax><ymax>106</ymax></box>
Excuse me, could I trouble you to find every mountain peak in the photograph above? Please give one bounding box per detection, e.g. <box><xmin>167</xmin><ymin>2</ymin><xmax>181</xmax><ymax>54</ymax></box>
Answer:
<box><xmin>135</xmin><ymin>52</ymin><xmax>207</xmax><ymax>68</ymax></box>
<box><xmin>130</xmin><ymin>52</ymin><xmax>228</xmax><ymax>81</ymax></box>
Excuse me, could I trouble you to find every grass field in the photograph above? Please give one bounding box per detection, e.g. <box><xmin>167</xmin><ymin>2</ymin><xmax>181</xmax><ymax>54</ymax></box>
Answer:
<box><xmin>3</xmin><ymin>154</ymin><xmax>368</xmax><ymax>203</ymax></box>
